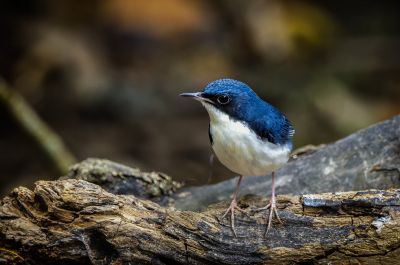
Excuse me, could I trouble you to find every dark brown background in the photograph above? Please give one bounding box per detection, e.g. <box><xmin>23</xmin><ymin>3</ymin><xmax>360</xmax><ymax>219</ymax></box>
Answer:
<box><xmin>1</xmin><ymin>0</ymin><xmax>399</xmax><ymax>196</ymax></box>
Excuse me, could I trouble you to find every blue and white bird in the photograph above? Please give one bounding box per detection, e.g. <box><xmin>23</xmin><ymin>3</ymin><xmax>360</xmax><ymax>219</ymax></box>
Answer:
<box><xmin>180</xmin><ymin>79</ymin><xmax>294</xmax><ymax>236</ymax></box>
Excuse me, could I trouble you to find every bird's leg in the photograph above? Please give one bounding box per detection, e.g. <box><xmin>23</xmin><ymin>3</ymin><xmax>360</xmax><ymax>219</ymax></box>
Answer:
<box><xmin>265</xmin><ymin>171</ymin><xmax>283</xmax><ymax>235</ymax></box>
<box><xmin>221</xmin><ymin>175</ymin><xmax>246</xmax><ymax>237</ymax></box>
<box><xmin>254</xmin><ymin>171</ymin><xmax>283</xmax><ymax>236</ymax></box>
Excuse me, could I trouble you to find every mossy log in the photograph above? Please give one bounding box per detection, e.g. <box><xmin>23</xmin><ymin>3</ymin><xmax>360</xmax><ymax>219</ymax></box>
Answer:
<box><xmin>61</xmin><ymin>158</ymin><xmax>182</xmax><ymax>206</ymax></box>
<box><xmin>1</xmin><ymin>179</ymin><xmax>400</xmax><ymax>265</ymax></box>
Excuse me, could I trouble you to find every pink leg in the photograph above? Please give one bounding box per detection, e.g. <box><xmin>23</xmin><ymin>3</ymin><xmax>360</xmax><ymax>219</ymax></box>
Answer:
<box><xmin>222</xmin><ymin>176</ymin><xmax>247</xmax><ymax>237</ymax></box>
<box><xmin>254</xmin><ymin>171</ymin><xmax>283</xmax><ymax>236</ymax></box>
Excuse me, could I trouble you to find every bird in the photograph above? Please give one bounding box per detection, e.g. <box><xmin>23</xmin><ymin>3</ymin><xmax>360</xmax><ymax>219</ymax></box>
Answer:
<box><xmin>180</xmin><ymin>78</ymin><xmax>294</xmax><ymax>236</ymax></box>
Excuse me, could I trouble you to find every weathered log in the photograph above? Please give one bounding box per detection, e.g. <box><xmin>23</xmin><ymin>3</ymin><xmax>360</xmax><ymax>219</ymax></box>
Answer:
<box><xmin>61</xmin><ymin>158</ymin><xmax>182</xmax><ymax>206</ymax></box>
<box><xmin>1</xmin><ymin>116</ymin><xmax>399</xmax><ymax>264</ymax></box>
<box><xmin>1</xmin><ymin>179</ymin><xmax>400</xmax><ymax>265</ymax></box>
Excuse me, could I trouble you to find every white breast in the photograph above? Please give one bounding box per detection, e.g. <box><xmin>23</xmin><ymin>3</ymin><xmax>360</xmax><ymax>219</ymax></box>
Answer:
<box><xmin>203</xmin><ymin>103</ymin><xmax>290</xmax><ymax>177</ymax></box>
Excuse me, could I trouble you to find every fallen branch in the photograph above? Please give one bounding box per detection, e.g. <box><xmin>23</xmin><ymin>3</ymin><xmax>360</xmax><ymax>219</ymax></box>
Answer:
<box><xmin>0</xmin><ymin>78</ymin><xmax>77</xmax><ymax>174</ymax></box>
<box><xmin>1</xmin><ymin>179</ymin><xmax>400</xmax><ymax>264</ymax></box>
<box><xmin>1</xmin><ymin>116</ymin><xmax>399</xmax><ymax>264</ymax></box>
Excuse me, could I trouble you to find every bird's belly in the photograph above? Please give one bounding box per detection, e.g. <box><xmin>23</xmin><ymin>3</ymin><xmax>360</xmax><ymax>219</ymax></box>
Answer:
<box><xmin>210</xmin><ymin>120</ymin><xmax>290</xmax><ymax>177</ymax></box>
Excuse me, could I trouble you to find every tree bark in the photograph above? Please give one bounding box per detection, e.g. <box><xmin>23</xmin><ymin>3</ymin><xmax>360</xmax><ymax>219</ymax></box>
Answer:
<box><xmin>1</xmin><ymin>179</ymin><xmax>400</xmax><ymax>265</ymax></box>
<box><xmin>1</xmin><ymin>115</ymin><xmax>400</xmax><ymax>264</ymax></box>
<box><xmin>61</xmin><ymin>158</ymin><xmax>182</xmax><ymax>206</ymax></box>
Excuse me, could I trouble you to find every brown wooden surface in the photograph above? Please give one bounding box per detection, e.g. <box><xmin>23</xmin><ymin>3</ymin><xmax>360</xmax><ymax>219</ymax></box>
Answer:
<box><xmin>1</xmin><ymin>179</ymin><xmax>400</xmax><ymax>265</ymax></box>
<box><xmin>1</xmin><ymin>116</ymin><xmax>399</xmax><ymax>264</ymax></box>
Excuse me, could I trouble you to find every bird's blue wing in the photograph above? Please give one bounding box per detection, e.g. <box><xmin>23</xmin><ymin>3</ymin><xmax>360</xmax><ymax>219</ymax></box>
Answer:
<box><xmin>251</xmin><ymin>111</ymin><xmax>294</xmax><ymax>146</ymax></box>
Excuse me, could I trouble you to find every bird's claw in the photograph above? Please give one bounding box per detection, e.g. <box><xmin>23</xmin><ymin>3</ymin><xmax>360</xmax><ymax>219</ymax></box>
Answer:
<box><xmin>254</xmin><ymin>197</ymin><xmax>283</xmax><ymax>236</ymax></box>
<box><xmin>221</xmin><ymin>199</ymin><xmax>247</xmax><ymax>237</ymax></box>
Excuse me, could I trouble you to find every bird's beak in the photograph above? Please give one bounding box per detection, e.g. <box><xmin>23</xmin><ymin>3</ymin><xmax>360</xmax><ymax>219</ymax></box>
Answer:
<box><xmin>179</xmin><ymin>92</ymin><xmax>213</xmax><ymax>104</ymax></box>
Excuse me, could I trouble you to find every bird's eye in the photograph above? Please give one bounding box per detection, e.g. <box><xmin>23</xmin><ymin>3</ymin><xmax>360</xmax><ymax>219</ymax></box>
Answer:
<box><xmin>217</xmin><ymin>95</ymin><xmax>231</xmax><ymax>105</ymax></box>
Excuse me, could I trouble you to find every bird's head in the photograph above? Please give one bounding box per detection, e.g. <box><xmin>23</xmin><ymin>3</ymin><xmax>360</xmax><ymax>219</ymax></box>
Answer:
<box><xmin>180</xmin><ymin>78</ymin><xmax>294</xmax><ymax>146</ymax></box>
<box><xmin>180</xmin><ymin>79</ymin><xmax>259</xmax><ymax>118</ymax></box>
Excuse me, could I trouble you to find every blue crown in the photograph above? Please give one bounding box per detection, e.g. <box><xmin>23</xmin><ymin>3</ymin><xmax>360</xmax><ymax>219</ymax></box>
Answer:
<box><xmin>202</xmin><ymin>78</ymin><xmax>294</xmax><ymax>147</ymax></box>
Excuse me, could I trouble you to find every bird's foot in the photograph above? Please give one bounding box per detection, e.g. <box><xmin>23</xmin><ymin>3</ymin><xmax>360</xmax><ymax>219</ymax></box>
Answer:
<box><xmin>254</xmin><ymin>197</ymin><xmax>283</xmax><ymax>236</ymax></box>
<box><xmin>221</xmin><ymin>198</ymin><xmax>248</xmax><ymax>237</ymax></box>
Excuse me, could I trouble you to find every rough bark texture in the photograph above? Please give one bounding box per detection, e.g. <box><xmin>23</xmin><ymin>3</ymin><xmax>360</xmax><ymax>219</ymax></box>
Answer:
<box><xmin>1</xmin><ymin>115</ymin><xmax>399</xmax><ymax>264</ymax></box>
<box><xmin>61</xmin><ymin>158</ymin><xmax>182</xmax><ymax>206</ymax></box>
<box><xmin>1</xmin><ymin>179</ymin><xmax>400</xmax><ymax>265</ymax></box>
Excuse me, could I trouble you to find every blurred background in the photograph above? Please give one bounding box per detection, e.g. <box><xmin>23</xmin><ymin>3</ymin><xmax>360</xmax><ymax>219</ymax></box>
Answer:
<box><xmin>1</xmin><ymin>0</ymin><xmax>399</xmax><ymax>196</ymax></box>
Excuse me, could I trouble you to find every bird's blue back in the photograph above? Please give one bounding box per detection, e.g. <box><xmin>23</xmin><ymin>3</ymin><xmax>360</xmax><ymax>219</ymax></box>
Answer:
<box><xmin>203</xmin><ymin>79</ymin><xmax>294</xmax><ymax>147</ymax></box>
